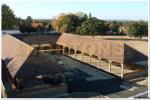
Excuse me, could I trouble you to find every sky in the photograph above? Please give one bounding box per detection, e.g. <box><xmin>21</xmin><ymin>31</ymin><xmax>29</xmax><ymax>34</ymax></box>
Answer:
<box><xmin>1</xmin><ymin>0</ymin><xmax>149</xmax><ymax>21</ymax></box>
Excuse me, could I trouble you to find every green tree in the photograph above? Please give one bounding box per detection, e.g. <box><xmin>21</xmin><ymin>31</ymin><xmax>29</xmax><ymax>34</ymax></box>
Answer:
<box><xmin>76</xmin><ymin>26</ymin><xmax>81</xmax><ymax>35</ymax></box>
<box><xmin>89</xmin><ymin>12</ymin><xmax>92</xmax><ymax>19</ymax></box>
<box><xmin>108</xmin><ymin>21</ymin><xmax>119</xmax><ymax>33</ymax></box>
<box><xmin>77</xmin><ymin>17</ymin><xmax>105</xmax><ymax>37</ymax></box>
<box><xmin>51</xmin><ymin>13</ymin><xmax>80</xmax><ymax>33</ymax></box>
<box><xmin>26</xmin><ymin>16</ymin><xmax>32</xmax><ymax>24</ymax></box>
<box><xmin>18</xmin><ymin>19</ymin><xmax>26</xmax><ymax>33</ymax></box>
<box><xmin>76</xmin><ymin>12</ymin><xmax>87</xmax><ymax>25</ymax></box>
<box><xmin>2</xmin><ymin>4</ymin><xmax>17</xmax><ymax>30</ymax></box>
<box><xmin>103</xmin><ymin>22</ymin><xmax>110</xmax><ymax>35</ymax></box>
<box><xmin>19</xmin><ymin>16</ymin><xmax>33</xmax><ymax>33</ymax></box>
<box><xmin>138</xmin><ymin>21</ymin><xmax>148</xmax><ymax>36</ymax></box>
<box><xmin>26</xmin><ymin>16</ymin><xmax>33</xmax><ymax>33</ymax></box>
<box><xmin>61</xmin><ymin>14</ymin><xmax>79</xmax><ymax>33</ymax></box>
<box><xmin>127</xmin><ymin>21</ymin><xmax>148</xmax><ymax>38</ymax></box>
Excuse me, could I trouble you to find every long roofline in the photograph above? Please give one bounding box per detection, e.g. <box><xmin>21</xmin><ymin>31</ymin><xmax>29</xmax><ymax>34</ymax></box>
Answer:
<box><xmin>2</xmin><ymin>34</ymin><xmax>33</xmax><ymax>78</ymax></box>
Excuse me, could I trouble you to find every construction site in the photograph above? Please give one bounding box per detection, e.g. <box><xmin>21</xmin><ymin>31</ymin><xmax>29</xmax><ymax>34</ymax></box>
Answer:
<box><xmin>1</xmin><ymin>33</ymin><xmax>148</xmax><ymax>98</ymax></box>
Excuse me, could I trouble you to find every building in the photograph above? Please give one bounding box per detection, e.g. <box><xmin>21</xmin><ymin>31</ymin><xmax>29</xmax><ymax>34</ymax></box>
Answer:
<box><xmin>2</xmin><ymin>34</ymin><xmax>67</xmax><ymax>97</ymax></box>
<box><xmin>2</xmin><ymin>33</ymin><xmax>148</xmax><ymax>98</ymax></box>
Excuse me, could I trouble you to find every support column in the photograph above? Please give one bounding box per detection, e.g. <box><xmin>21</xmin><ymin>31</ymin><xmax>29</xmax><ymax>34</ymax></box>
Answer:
<box><xmin>63</xmin><ymin>46</ymin><xmax>65</xmax><ymax>54</ymax></box>
<box><xmin>121</xmin><ymin>64</ymin><xmax>124</xmax><ymax>78</ymax></box>
<box><xmin>74</xmin><ymin>50</ymin><xmax>77</xmax><ymax>59</ymax></box>
<box><xmin>89</xmin><ymin>55</ymin><xmax>92</xmax><ymax>64</ymax></box>
<box><xmin>63</xmin><ymin>73</ymin><xmax>66</xmax><ymax>84</ymax></box>
<box><xmin>60</xmin><ymin>73</ymin><xmax>65</xmax><ymax>85</ymax></box>
<box><xmin>145</xmin><ymin>60</ymin><xmax>148</xmax><ymax>72</ymax></box>
<box><xmin>68</xmin><ymin>48</ymin><xmax>70</xmax><ymax>55</ymax></box>
<box><xmin>109</xmin><ymin>60</ymin><xmax>112</xmax><ymax>72</ymax></box>
<box><xmin>81</xmin><ymin>52</ymin><xmax>84</xmax><ymax>61</ymax></box>
<box><xmin>98</xmin><ymin>57</ymin><xmax>101</xmax><ymax>69</ymax></box>
<box><xmin>59</xmin><ymin>45</ymin><xmax>61</xmax><ymax>59</ymax></box>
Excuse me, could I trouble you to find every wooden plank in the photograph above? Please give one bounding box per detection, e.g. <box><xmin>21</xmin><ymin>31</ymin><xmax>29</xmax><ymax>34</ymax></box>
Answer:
<box><xmin>38</xmin><ymin>49</ymin><xmax>63</xmax><ymax>52</ymax></box>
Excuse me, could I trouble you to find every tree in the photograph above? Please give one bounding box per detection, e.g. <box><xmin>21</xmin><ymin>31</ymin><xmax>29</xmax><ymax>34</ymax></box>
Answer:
<box><xmin>43</xmin><ymin>22</ymin><xmax>47</xmax><ymax>32</ymax></box>
<box><xmin>89</xmin><ymin>12</ymin><xmax>92</xmax><ymax>19</ymax></box>
<box><xmin>19</xmin><ymin>16</ymin><xmax>33</xmax><ymax>33</ymax></box>
<box><xmin>77</xmin><ymin>17</ymin><xmax>105</xmax><ymax>37</ymax></box>
<box><xmin>62</xmin><ymin>14</ymin><xmax>80</xmax><ymax>33</ymax></box>
<box><xmin>138</xmin><ymin>21</ymin><xmax>148</xmax><ymax>36</ymax></box>
<box><xmin>76</xmin><ymin>26</ymin><xmax>81</xmax><ymax>35</ymax></box>
<box><xmin>108</xmin><ymin>21</ymin><xmax>119</xmax><ymax>33</ymax></box>
<box><xmin>51</xmin><ymin>13</ymin><xmax>80</xmax><ymax>33</ymax></box>
<box><xmin>103</xmin><ymin>22</ymin><xmax>110</xmax><ymax>35</ymax></box>
<box><xmin>51</xmin><ymin>15</ymin><xmax>65</xmax><ymax>32</ymax></box>
<box><xmin>127</xmin><ymin>21</ymin><xmax>148</xmax><ymax>38</ymax></box>
<box><xmin>18</xmin><ymin>19</ymin><xmax>26</xmax><ymax>33</ymax></box>
<box><xmin>25</xmin><ymin>16</ymin><xmax>33</xmax><ymax>33</ymax></box>
<box><xmin>60</xmin><ymin>24</ymin><xmax>69</xmax><ymax>33</ymax></box>
<box><xmin>48</xmin><ymin>22</ymin><xmax>52</xmax><ymax>31</ymax></box>
<box><xmin>26</xmin><ymin>16</ymin><xmax>32</xmax><ymax>24</ymax></box>
<box><xmin>2</xmin><ymin>4</ymin><xmax>17</xmax><ymax>30</ymax></box>
<box><xmin>76</xmin><ymin>12</ymin><xmax>87</xmax><ymax>25</ymax></box>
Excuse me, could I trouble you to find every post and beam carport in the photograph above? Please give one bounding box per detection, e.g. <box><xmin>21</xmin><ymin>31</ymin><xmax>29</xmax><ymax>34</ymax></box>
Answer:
<box><xmin>56</xmin><ymin>33</ymin><xmax>148</xmax><ymax>78</ymax></box>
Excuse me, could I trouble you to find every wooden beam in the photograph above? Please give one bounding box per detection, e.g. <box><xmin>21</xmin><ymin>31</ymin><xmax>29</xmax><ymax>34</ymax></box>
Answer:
<box><xmin>38</xmin><ymin>49</ymin><xmax>63</xmax><ymax>52</ymax></box>
<box><xmin>58</xmin><ymin>45</ymin><xmax>61</xmax><ymax>59</ymax></box>
<box><xmin>63</xmin><ymin>46</ymin><xmax>65</xmax><ymax>54</ymax></box>
<box><xmin>1</xmin><ymin>82</ymin><xmax>7</xmax><ymax>98</ymax></box>
<box><xmin>74</xmin><ymin>50</ymin><xmax>77</xmax><ymax>59</ymax></box>
<box><xmin>98</xmin><ymin>58</ymin><xmax>101</xmax><ymax>69</ymax></box>
<box><xmin>109</xmin><ymin>60</ymin><xmax>112</xmax><ymax>72</ymax></box>
<box><xmin>81</xmin><ymin>52</ymin><xmax>84</xmax><ymax>61</ymax></box>
<box><xmin>68</xmin><ymin>48</ymin><xmax>70</xmax><ymax>55</ymax></box>
<box><xmin>89</xmin><ymin>55</ymin><xmax>92</xmax><ymax>64</ymax></box>
<box><xmin>60</xmin><ymin>73</ymin><xmax>65</xmax><ymax>85</ymax></box>
<box><xmin>121</xmin><ymin>64</ymin><xmax>124</xmax><ymax>78</ymax></box>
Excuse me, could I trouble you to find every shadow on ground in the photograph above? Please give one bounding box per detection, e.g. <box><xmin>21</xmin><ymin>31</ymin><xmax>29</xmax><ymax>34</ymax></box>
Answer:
<box><xmin>64</xmin><ymin>68</ymin><xmax>124</xmax><ymax>97</ymax></box>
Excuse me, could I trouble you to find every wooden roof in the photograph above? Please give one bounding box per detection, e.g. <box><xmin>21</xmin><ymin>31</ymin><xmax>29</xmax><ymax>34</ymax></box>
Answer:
<box><xmin>57</xmin><ymin>33</ymin><xmax>147</xmax><ymax>65</ymax></box>
<box><xmin>2</xmin><ymin>35</ymin><xmax>33</xmax><ymax>78</ymax></box>
<box><xmin>57</xmin><ymin>33</ymin><xmax>125</xmax><ymax>64</ymax></box>
<box><xmin>5</xmin><ymin>33</ymin><xmax>147</xmax><ymax>68</ymax></box>
<box><xmin>23</xmin><ymin>35</ymin><xmax>59</xmax><ymax>45</ymax></box>
<box><xmin>2</xmin><ymin>34</ymin><xmax>65</xmax><ymax>78</ymax></box>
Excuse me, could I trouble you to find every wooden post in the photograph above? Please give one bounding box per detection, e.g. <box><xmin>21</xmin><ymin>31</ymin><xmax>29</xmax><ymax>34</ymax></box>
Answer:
<box><xmin>63</xmin><ymin>46</ymin><xmax>65</xmax><ymax>54</ymax></box>
<box><xmin>74</xmin><ymin>50</ymin><xmax>77</xmax><ymax>59</ymax></box>
<box><xmin>58</xmin><ymin>45</ymin><xmax>61</xmax><ymax>59</ymax></box>
<box><xmin>60</xmin><ymin>73</ymin><xmax>65</xmax><ymax>85</ymax></box>
<box><xmin>89</xmin><ymin>55</ymin><xmax>92</xmax><ymax>64</ymax></box>
<box><xmin>81</xmin><ymin>52</ymin><xmax>84</xmax><ymax>61</ymax></box>
<box><xmin>98</xmin><ymin>58</ymin><xmax>101</xmax><ymax>69</ymax></box>
<box><xmin>1</xmin><ymin>83</ymin><xmax>7</xmax><ymax>98</ymax></box>
<box><xmin>145</xmin><ymin>61</ymin><xmax>148</xmax><ymax>72</ymax></box>
<box><xmin>68</xmin><ymin>48</ymin><xmax>70</xmax><ymax>55</ymax></box>
<box><xmin>109</xmin><ymin>60</ymin><xmax>112</xmax><ymax>72</ymax></box>
<box><xmin>121</xmin><ymin>64</ymin><xmax>124</xmax><ymax>78</ymax></box>
<box><xmin>62</xmin><ymin>73</ymin><xmax>65</xmax><ymax>84</ymax></box>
